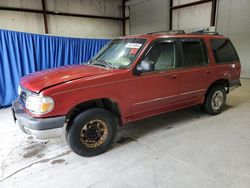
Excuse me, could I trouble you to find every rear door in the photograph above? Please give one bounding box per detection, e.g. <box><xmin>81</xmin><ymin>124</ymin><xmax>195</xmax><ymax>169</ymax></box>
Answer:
<box><xmin>177</xmin><ymin>38</ymin><xmax>212</xmax><ymax>104</ymax></box>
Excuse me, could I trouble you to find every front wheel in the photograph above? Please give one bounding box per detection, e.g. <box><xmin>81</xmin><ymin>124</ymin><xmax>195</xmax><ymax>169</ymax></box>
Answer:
<box><xmin>66</xmin><ymin>108</ymin><xmax>117</xmax><ymax>157</ymax></box>
<box><xmin>203</xmin><ymin>85</ymin><xmax>226</xmax><ymax>115</ymax></box>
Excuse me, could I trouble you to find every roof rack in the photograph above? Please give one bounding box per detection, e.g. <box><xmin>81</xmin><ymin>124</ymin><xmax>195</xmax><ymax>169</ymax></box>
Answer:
<box><xmin>191</xmin><ymin>30</ymin><xmax>220</xmax><ymax>35</ymax></box>
<box><xmin>147</xmin><ymin>30</ymin><xmax>185</xmax><ymax>34</ymax></box>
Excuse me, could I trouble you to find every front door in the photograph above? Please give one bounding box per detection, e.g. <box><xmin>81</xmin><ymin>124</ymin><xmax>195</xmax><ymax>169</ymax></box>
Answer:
<box><xmin>131</xmin><ymin>39</ymin><xmax>180</xmax><ymax>116</ymax></box>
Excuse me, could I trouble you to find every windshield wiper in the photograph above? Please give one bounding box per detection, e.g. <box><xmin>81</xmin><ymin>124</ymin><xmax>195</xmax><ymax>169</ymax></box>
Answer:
<box><xmin>90</xmin><ymin>60</ymin><xmax>115</xmax><ymax>69</ymax></box>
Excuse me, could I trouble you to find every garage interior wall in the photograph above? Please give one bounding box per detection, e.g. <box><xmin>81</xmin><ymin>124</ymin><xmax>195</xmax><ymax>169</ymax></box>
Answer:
<box><xmin>0</xmin><ymin>0</ymin><xmax>123</xmax><ymax>38</ymax></box>
<box><xmin>128</xmin><ymin>0</ymin><xmax>170</xmax><ymax>35</ymax></box>
<box><xmin>216</xmin><ymin>0</ymin><xmax>250</xmax><ymax>78</ymax></box>
<box><xmin>172</xmin><ymin>0</ymin><xmax>212</xmax><ymax>31</ymax></box>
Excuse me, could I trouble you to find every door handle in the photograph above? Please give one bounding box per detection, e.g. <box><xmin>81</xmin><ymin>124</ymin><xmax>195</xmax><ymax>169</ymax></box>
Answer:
<box><xmin>164</xmin><ymin>74</ymin><xmax>178</xmax><ymax>79</ymax></box>
<box><xmin>206</xmin><ymin>69</ymin><xmax>212</xmax><ymax>74</ymax></box>
<box><xmin>171</xmin><ymin>74</ymin><xmax>178</xmax><ymax>79</ymax></box>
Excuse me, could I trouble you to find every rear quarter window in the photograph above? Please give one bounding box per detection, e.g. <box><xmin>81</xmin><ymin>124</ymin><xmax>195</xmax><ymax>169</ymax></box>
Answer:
<box><xmin>210</xmin><ymin>39</ymin><xmax>239</xmax><ymax>64</ymax></box>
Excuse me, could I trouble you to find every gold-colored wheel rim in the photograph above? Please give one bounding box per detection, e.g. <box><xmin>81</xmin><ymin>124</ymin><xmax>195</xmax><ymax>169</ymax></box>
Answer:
<box><xmin>80</xmin><ymin>119</ymin><xmax>108</xmax><ymax>148</ymax></box>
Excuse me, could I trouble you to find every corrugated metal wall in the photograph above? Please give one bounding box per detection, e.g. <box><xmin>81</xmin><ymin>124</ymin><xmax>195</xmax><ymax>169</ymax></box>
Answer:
<box><xmin>172</xmin><ymin>0</ymin><xmax>212</xmax><ymax>31</ymax></box>
<box><xmin>171</xmin><ymin>0</ymin><xmax>250</xmax><ymax>78</ymax></box>
<box><xmin>216</xmin><ymin>0</ymin><xmax>250</xmax><ymax>78</ymax></box>
<box><xmin>0</xmin><ymin>0</ymin><xmax>122</xmax><ymax>38</ymax></box>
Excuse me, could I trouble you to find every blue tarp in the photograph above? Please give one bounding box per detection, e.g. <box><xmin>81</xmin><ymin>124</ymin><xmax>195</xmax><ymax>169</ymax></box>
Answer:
<box><xmin>0</xmin><ymin>29</ymin><xmax>110</xmax><ymax>107</ymax></box>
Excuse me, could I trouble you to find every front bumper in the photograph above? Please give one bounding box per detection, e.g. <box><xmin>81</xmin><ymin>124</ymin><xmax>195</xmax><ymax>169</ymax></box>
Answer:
<box><xmin>12</xmin><ymin>100</ymin><xmax>66</xmax><ymax>139</ymax></box>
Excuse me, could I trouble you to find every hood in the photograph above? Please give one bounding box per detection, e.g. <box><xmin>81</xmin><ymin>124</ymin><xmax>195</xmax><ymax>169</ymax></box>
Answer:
<box><xmin>20</xmin><ymin>65</ymin><xmax>108</xmax><ymax>93</ymax></box>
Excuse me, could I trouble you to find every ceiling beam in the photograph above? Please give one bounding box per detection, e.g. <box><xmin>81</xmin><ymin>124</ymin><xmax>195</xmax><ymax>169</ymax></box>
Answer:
<box><xmin>210</xmin><ymin>0</ymin><xmax>217</xmax><ymax>26</ymax></box>
<box><xmin>41</xmin><ymin>0</ymin><xmax>48</xmax><ymax>34</ymax></box>
<box><xmin>169</xmin><ymin>0</ymin><xmax>173</xmax><ymax>30</ymax></box>
<box><xmin>171</xmin><ymin>0</ymin><xmax>212</xmax><ymax>10</ymax></box>
<box><xmin>122</xmin><ymin>0</ymin><xmax>126</xmax><ymax>36</ymax></box>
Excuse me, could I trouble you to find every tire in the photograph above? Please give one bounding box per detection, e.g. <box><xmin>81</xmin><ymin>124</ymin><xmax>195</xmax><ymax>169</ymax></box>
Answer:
<box><xmin>66</xmin><ymin>108</ymin><xmax>117</xmax><ymax>157</ymax></box>
<box><xmin>203</xmin><ymin>84</ymin><xmax>226</xmax><ymax>115</ymax></box>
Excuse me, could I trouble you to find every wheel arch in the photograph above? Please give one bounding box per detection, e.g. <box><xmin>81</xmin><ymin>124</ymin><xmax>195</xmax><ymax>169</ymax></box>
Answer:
<box><xmin>65</xmin><ymin>98</ymin><xmax>122</xmax><ymax>130</ymax></box>
<box><xmin>204</xmin><ymin>79</ymin><xmax>229</xmax><ymax>102</ymax></box>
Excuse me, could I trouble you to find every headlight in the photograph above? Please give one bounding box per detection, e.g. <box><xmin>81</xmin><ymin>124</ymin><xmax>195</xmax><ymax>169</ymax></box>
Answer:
<box><xmin>18</xmin><ymin>85</ymin><xmax>22</xmax><ymax>95</ymax></box>
<box><xmin>25</xmin><ymin>95</ymin><xmax>54</xmax><ymax>115</ymax></box>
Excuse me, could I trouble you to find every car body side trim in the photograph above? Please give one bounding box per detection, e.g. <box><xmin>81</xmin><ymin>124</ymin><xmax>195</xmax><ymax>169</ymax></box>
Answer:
<box><xmin>134</xmin><ymin>89</ymin><xmax>206</xmax><ymax>106</ymax></box>
<box><xmin>180</xmin><ymin>89</ymin><xmax>206</xmax><ymax>96</ymax></box>
<box><xmin>134</xmin><ymin>95</ymin><xmax>178</xmax><ymax>106</ymax></box>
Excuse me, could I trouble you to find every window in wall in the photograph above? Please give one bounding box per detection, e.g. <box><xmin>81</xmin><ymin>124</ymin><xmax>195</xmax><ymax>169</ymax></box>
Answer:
<box><xmin>210</xmin><ymin>39</ymin><xmax>239</xmax><ymax>64</ymax></box>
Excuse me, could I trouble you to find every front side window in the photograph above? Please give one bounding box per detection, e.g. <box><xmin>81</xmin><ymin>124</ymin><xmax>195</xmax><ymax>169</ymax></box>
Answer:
<box><xmin>210</xmin><ymin>39</ymin><xmax>239</xmax><ymax>64</ymax></box>
<box><xmin>142</xmin><ymin>41</ymin><xmax>176</xmax><ymax>71</ymax></box>
<box><xmin>91</xmin><ymin>38</ymin><xmax>146</xmax><ymax>69</ymax></box>
<box><xmin>180</xmin><ymin>39</ymin><xmax>207</xmax><ymax>67</ymax></box>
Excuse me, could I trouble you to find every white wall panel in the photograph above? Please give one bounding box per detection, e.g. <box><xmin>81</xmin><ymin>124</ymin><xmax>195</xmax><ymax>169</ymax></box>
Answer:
<box><xmin>126</xmin><ymin>19</ymin><xmax>130</xmax><ymax>35</ymax></box>
<box><xmin>48</xmin><ymin>15</ymin><xmax>122</xmax><ymax>38</ymax></box>
<box><xmin>0</xmin><ymin>0</ymin><xmax>123</xmax><ymax>38</ymax></box>
<box><xmin>46</xmin><ymin>0</ymin><xmax>121</xmax><ymax>17</ymax></box>
<box><xmin>0</xmin><ymin>0</ymin><xmax>41</xmax><ymax>9</ymax></box>
<box><xmin>172</xmin><ymin>2</ymin><xmax>212</xmax><ymax>31</ymax></box>
<box><xmin>173</xmin><ymin>0</ymin><xmax>201</xmax><ymax>6</ymax></box>
<box><xmin>129</xmin><ymin>0</ymin><xmax>170</xmax><ymax>35</ymax></box>
<box><xmin>0</xmin><ymin>10</ymin><xmax>44</xmax><ymax>34</ymax></box>
<box><xmin>216</xmin><ymin>0</ymin><xmax>250</xmax><ymax>78</ymax></box>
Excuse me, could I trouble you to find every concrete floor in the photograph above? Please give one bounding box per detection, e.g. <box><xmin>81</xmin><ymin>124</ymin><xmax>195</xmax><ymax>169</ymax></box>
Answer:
<box><xmin>0</xmin><ymin>79</ymin><xmax>250</xmax><ymax>188</ymax></box>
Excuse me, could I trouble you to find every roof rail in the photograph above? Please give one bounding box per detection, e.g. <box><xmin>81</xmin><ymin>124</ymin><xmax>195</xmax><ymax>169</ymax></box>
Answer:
<box><xmin>147</xmin><ymin>30</ymin><xmax>185</xmax><ymax>34</ymax></box>
<box><xmin>191</xmin><ymin>30</ymin><xmax>220</xmax><ymax>35</ymax></box>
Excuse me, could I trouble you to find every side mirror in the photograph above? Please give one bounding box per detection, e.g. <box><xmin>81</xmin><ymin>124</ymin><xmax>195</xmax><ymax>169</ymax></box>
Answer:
<box><xmin>136</xmin><ymin>60</ymin><xmax>154</xmax><ymax>75</ymax></box>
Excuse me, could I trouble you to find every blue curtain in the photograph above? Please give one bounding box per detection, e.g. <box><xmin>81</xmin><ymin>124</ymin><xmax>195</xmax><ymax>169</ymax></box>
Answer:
<box><xmin>0</xmin><ymin>29</ymin><xmax>110</xmax><ymax>107</ymax></box>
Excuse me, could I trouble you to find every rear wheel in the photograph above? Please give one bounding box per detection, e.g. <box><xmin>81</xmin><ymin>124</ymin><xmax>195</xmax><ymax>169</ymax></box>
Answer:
<box><xmin>203</xmin><ymin>85</ymin><xmax>226</xmax><ymax>115</ymax></box>
<box><xmin>66</xmin><ymin>108</ymin><xmax>117</xmax><ymax>157</ymax></box>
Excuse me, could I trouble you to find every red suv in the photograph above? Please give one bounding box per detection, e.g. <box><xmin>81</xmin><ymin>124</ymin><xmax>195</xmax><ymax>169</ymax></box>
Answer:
<box><xmin>12</xmin><ymin>31</ymin><xmax>241</xmax><ymax>156</ymax></box>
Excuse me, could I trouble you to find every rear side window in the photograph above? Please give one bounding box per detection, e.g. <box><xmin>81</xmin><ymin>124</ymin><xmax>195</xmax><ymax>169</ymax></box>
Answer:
<box><xmin>180</xmin><ymin>39</ymin><xmax>207</xmax><ymax>67</ymax></box>
<box><xmin>210</xmin><ymin>39</ymin><xmax>239</xmax><ymax>64</ymax></box>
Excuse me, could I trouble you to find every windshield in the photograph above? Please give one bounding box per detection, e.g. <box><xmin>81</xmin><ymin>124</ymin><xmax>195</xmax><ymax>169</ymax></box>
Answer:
<box><xmin>90</xmin><ymin>38</ymin><xmax>146</xmax><ymax>69</ymax></box>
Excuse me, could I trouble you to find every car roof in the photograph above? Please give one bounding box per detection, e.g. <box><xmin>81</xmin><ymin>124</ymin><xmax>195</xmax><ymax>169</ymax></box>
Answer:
<box><xmin>121</xmin><ymin>33</ymin><xmax>227</xmax><ymax>41</ymax></box>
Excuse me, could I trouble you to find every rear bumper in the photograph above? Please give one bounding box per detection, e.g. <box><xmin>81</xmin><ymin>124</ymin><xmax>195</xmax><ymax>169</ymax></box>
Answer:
<box><xmin>12</xmin><ymin>100</ymin><xmax>66</xmax><ymax>139</ymax></box>
<box><xmin>228</xmin><ymin>80</ymin><xmax>241</xmax><ymax>92</ymax></box>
